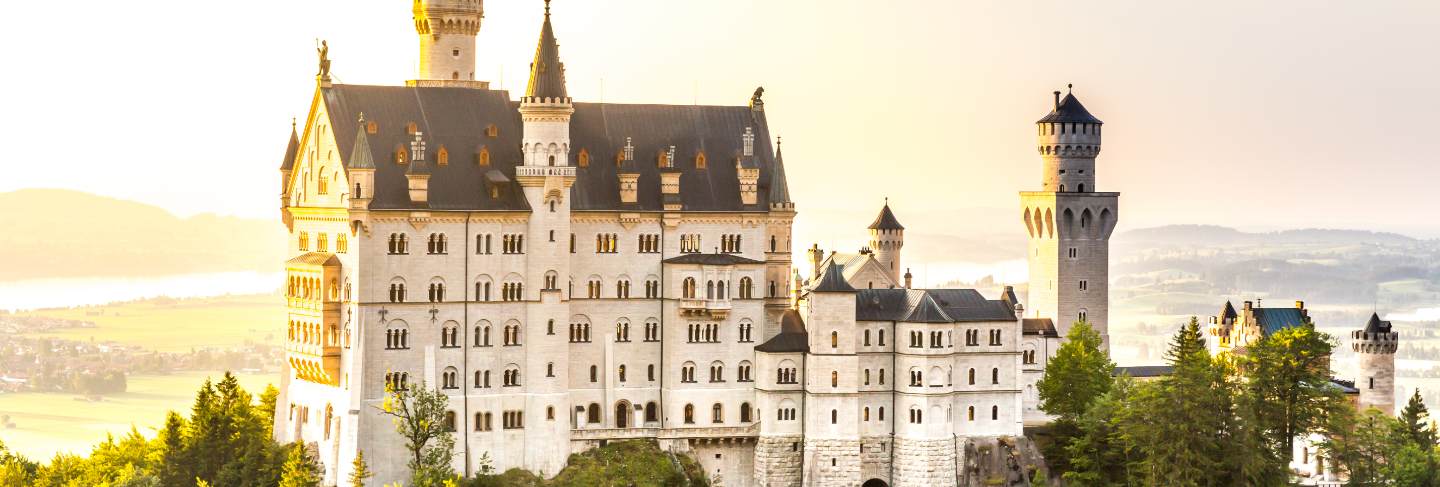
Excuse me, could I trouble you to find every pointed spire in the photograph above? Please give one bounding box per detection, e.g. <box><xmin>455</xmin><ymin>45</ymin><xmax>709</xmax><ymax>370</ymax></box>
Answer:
<box><xmin>525</xmin><ymin>0</ymin><xmax>568</xmax><ymax>100</ymax></box>
<box><xmin>280</xmin><ymin>119</ymin><xmax>300</xmax><ymax>171</ymax></box>
<box><xmin>812</xmin><ymin>261</ymin><xmax>856</xmax><ymax>293</ymax></box>
<box><xmin>868</xmin><ymin>201</ymin><xmax>904</xmax><ymax>230</ymax></box>
<box><xmin>768</xmin><ymin>137</ymin><xmax>791</xmax><ymax>204</ymax></box>
<box><xmin>348</xmin><ymin>113</ymin><xmax>375</xmax><ymax>170</ymax></box>
<box><xmin>1037</xmin><ymin>85</ymin><xmax>1102</xmax><ymax>124</ymax></box>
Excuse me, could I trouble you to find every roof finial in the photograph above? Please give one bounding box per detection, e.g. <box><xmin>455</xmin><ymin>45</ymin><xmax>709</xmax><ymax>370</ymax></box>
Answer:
<box><xmin>291</xmin><ymin>117</ymin><xmax>297</xmax><ymax>131</ymax></box>
<box><xmin>357</xmin><ymin>112</ymin><xmax>365</xmax><ymax>124</ymax></box>
<box><xmin>545</xmin><ymin>0</ymin><xmax>551</xmax><ymax>16</ymax></box>
<box><xmin>884</xmin><ymin>196</ymin><xmax>889</xmax><ymax>206</ymax></box>
<box><xmin>1067</xmin><ymin>83</ymin><xmax>1073</xmax><ymax>94</ymax></box>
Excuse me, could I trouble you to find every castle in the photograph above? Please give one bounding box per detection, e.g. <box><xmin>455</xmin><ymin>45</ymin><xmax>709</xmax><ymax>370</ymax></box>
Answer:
<box><xmin>271</xmin><ymin>2</ymin><xmax>1112</xmax><ymax>485</ymax></box>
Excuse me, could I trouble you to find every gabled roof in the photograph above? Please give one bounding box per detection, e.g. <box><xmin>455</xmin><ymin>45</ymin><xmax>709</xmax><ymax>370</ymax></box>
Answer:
<box><xmin>1252</xmin><ymin>307</ymin><xmax>1308</xmax><ymax>335</ymax></box>
<box><xmin>855</xmin><ymin>289</ymin><xmax>1015</xmax><ymax>323</ymax></box>
<box><xmin>1363</xmin><ymin>313</ymin><xmax>1392</xmax><ymax>334</ymax></box>
<box><xmin>755</xmin><ymin>309</ymin><xmax>808</xmax><ymax>353</ymax></box>
<box><xmin>662</xmin><ymin>253</ymin><xmax>765</xmax><ymax>266</ymax></box>
<box><xmin>348</xmin><ymin>117</ymin><xmax>375</xmax><ymax>170</ymax></box>
<box><xmin>1221</xmin><ymin>301</ymin><xmax>1238</xmax><ymax>321</ymax></box>
<box><xmin>868</xmin><ymin>204</ymin><xmax>904</xmax><ymax>230</ymax></box>
<box><xmin>280</xmin><ymin>122</ymin><xmax>299</xmax><ymax>171</ymax></box>
<box><xmin>525</xmin><ymin>3</ymin><xmax>567</xmax><ymax>100</ymax></box>
<box><xmin>1037</xmin><ymin>92</ymin><xmax>1103</xmax><ymax>124</ymax></box>
<box><xmin>1022</xmin><ymin>318</ymin><xmax>1058</xmax><ymax>337</ymax></box>
<box><xmin>319</xmin><ymin>84</ymin><xmax>785</xmax><ymax>212</ymax></box>
<box><xmin>812</xmin><ymin>262</ymin><xmax>856</xmax><ymax>293</ymax></box>
<box><xmin>904</xmin><ymin>293</ymin><xmax>953</xmax><ymax>323</ymax></box>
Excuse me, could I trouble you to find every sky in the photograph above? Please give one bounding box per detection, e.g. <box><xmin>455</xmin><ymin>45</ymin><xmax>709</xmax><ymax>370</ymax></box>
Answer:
<box><xmin>2</xmin><ymin>0</ymin><xmax>1438</xmax><ymax>245</ymax></box>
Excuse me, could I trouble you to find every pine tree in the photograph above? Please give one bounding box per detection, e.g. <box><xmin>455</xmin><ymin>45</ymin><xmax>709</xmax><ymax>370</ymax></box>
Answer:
<box><xmin>152</xmin><ymin>411</ymin><xmax>190</xmax><ymax>487</ymax></box>
<box><xmin>1036</xmin><ymin>320</ymin><xmax>1115</xmax><ymax>474</ymax></box>
<box><xmin>1130</xmin><ymin>318</ymin><xmax>1225</xmax><ymax>487</ymax></box>
<box><xmin>349</xmin><ymin>450</ymin><xmax>375</xmax><ymax>487</ymax></box>
<box><xmin>1398</xmin><ymin>389</ymin><xmax>1435</xmax><ymax>447</ymax></box>
<box><xmin>279</xmin><ymin>442</ymin><xmax>321</xmax><ymax>487</ymax></box>
<box><xmin>1064</xmin><ymin>376</ymin><xmax>1140</xmax><ymax>485</ymax></box>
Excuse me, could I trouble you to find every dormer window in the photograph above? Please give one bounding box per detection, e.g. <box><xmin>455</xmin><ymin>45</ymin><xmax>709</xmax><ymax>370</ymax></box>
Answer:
<box><xmin>657</xmin><ymin>151</ymin><xmax>669</xmax><ymax>168</ymax></box>
<box><xmin>436</xmin><ymin>146</ymin><xmax>449</xmax><ymax>166</ymax></box>
<box><xmin>406</xmin><ymin>122</ymin><xmax>418</xmax><ymax>135</ymax></box>
<box><xmin>478</xmin><ymin>146</ymin><xmax>491</xmax><ymax>166</ymax></box>
<box><xmin>695</xmin><ymin>152</ymin><xmax>707</xmax><ymax>169</ymax></box>
<box><xmin>366</xmin><ymin>121</ymin><xmax>378</xmax><ymax>134</ymax></box>
<box><xmin>577</xmin><ymin>149</ymin><xmax>590</xmax><ymax>167</ymax></box>
<box><xmin>485</xmin><ymin>124</ymin><xmax>498</xmax><ymax>138</ymax></box>
<box><xmin>394</xmin><ymin>146</ymin><xmax>408</xmax><ymax>164</ymax></box>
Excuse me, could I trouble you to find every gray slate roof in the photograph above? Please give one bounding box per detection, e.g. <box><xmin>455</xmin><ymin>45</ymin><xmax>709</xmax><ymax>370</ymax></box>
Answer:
<box><xmin>755</xmin><ymin>309</ymin><xmax>809</xmax><ymax>353</ymax></box>
<box><xmin>1022</xmin><ymin>318</ymin><xmax>1058</xmax><ymax>337</ymax></box>
<box><xmin>321</xmin><ymin>84</ymin><xmax>784</xmax><ymax>212</ymax></box>
<box><xmin>348</xmin><ymin>118</ymin><xmax>375</xmax><ymax>170</ymax></box>
<box><xmin>768</xmin><ymin>143</ymin><xmax>790</xmax><ymax>204</ymax></box>
<box><xmin>855</xmin><ymin>289</ymin><xmax>1015</xmax><ymax>323</ymax></box>
<box><xmin>1037</xmin><ymin>92</ymin><xmax>1103</xmax><ymax>124</ymax></box>
<box><xmin>812</xmin><ymin>262</ymin><xmax>857</xmax><ymax>293</ymax></box>
<box><xmin>525</xmin><ymin>6</ymin><xmax>567</xmax><ymax>100</ymax></box>
<box><xmin>280</xmin><ymin>124</ymin><xmax>299</xmax><ymax>171</ymax></box>
<box><xmin>1363</xmin><ymin>313</ymin><xmax>1392</xmax><ymax>334</ymax></box>
<box><xmin>868</xmin><ymin>204</ymin><xmax>904</xmax><ymax>230</ymax></box>
<box><xmin>662</xmin><ymin>253</ymin><xmax>764</xmax><ymax>266</ymax></box>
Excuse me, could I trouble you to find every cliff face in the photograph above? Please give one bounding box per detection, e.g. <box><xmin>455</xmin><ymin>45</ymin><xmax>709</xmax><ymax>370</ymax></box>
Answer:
<box><xmin>0</xmin><ymin>189</ymin><xmax>285</xmax><ymax>281</ymax></box>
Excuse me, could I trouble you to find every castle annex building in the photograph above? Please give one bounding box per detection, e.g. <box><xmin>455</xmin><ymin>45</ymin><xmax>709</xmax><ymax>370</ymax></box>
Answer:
<box><xmin>272</xmin><ymin>2</ymin><xmax>1111</xmax><ymax>486</ymax></box>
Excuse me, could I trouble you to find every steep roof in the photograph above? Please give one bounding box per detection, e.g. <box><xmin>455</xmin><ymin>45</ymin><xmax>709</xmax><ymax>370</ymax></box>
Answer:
<box><xmin>768</xmin><ymin>142</ymin><xmax>790</xmax><ymax>204</ymax></box>
<box><xmin>755</xmin><ymin>309</ymin><xmax>809</xmax><ymax>353</ymax></box>
<box><xmin>348</xmin><ymin>117</ymin><xmax>375</xmax><ymax>170</ymax></box>
<box><xmin>1221</xmin><ymin>301</ymin><xmax>1239</xmax><ymax>321</ymax></box>
<box><xmin>1022</xmin><ymin>318</ymin><xmax>1058</xmax><ymax>337</ymax></box>
<box><xmin>1037</xmin><ymin>91</ymin><xmax>1103</xmax><ymax>124</ymax></box>
<box><xmin>1252</xmin><ymin>307</ymin><xmax>1309</xmax><ymax>335</ymax></box>
<box><xmin>1363</xmin><ymin>313</ymin><xmax>1392</xmax><ymax>334</ymax></box>
<box><xmin>868</xmin><ymin>203</ymin><xmax>904</xmax><ymax>230</ymax></box>
<box><xmin>525</xmin><ymin>3</ymin><xmax>567</xmax><ymax>100</ymax></box>
<box><xmin>855</xmin><ymin>289</ymin><xmax>1015</xmax><ymax>323</ymax></box>
<box><xmin>319</xmin><ymin>84</ymin><xmax>784</xmax><ymax>212</ymax></box>
<box><xmin>812</xmin><ymin>262</ymin><xmax>856</xmax><ymax>293</ymax></box>
<box><xmin>662</xmin><ymin>253</ymin><xmax>765</xmax><ymax>266</ymax></box>
<box><xmin>280</xmin><ymin>122</ymin><xmax>299</xmax><ymax>171</ymax></box>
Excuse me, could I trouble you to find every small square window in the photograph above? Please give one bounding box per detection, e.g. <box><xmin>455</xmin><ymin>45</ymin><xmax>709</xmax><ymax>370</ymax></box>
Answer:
<box><xmin>452</xmin><ymin>49</ymin><xmax>461</xmax><ymax>58</ymax></box>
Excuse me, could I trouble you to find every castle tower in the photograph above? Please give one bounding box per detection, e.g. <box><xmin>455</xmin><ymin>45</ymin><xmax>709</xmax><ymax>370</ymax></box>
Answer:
<box><xmin>799</xmin><ymin>263</ymin><xmax>862</xmax><ymax>486</ymax></box>
<box><xmin>411</xmin><ymin>0</ymin><xmax>486</xmax><ymax>87</ymax></box>
<box><xmin>1020</xmin><ymin>86</ymin><xmax>1119</xmax><ymax>346</ymax></box>
<box><xmin>867</xmin><ymin>201</ymin><xmax>904</xmax><ymax>285</ymax></box>
<box><xmin>1353</xmin><ymin>313</ymin><xmax>1398</xmax><ymax>415</ymax></box>
<box><xmin>513</xmin><ymin>0</ymin><xmax>574</xmax><ymax>473</ymax></box>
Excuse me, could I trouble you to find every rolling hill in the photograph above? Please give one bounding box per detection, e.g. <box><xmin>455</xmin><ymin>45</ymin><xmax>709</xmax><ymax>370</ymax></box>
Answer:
<box><xmin>0</xmin><ymin>189</ymin><xmax>286</xmax><ymax>281</ymax></box>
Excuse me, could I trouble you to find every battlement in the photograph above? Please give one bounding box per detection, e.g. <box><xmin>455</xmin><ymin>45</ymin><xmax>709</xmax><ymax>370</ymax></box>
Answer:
<box><xmin>1351</xmin><ymin>330</ymin><xmax>1399</xmax><ymax>353</ymax></box>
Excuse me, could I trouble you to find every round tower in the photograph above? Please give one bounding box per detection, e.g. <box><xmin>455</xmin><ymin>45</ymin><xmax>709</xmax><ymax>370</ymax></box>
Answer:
<box><xmin>412</xmin><ymin>0</ymin><xmax>483</xmax><ymax>82</ymax></box>
<box><xmin>1352</xmin><ymin>313</ymin><xmax>1398</xmax><ymax>415</ymax></box>
<box><xmin>868</xmin><ymin>201</ymin><xmax>904</xmax><ymax>285</ymax></box>
<box><xmin>1036</xmin><ymin>84</ymin><xmax>1102</xmax><ymax>193</ymax></box>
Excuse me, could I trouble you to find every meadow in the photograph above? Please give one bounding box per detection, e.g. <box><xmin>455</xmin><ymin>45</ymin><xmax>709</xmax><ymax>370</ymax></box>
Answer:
<box><xmin>0</xmin><ymin>372</ymin><xmax>275</xmax><ymax>460</ymax></box>
<box><xmin>16</xmin><ymin>294</ymin><xmax>284</xmax><ymax>352</ymax></box>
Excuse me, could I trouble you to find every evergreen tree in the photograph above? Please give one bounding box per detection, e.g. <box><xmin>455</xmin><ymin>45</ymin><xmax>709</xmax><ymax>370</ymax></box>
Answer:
<box><xmin>349</xmin><ymin>449</ymin><xmax>375</xmax><ymax>487</ymax></box>
<box><xmin>1129</xmin><ymin>318</ymin><xmax>1226</xmax><ymax>486</ymax></box>
<box><xmin>1036</xmin><ymin>320</ymin><xmax>1115</xmax><ymax>474</ymax></box>
<box><xmin>260</xmin><ymin>384</ymin><xmax>281</xmax><ymax>427</ymax></box>
<box><xmin>152</xmin><ymin>411</ymin><xmax>190</xmax><ymax>487</ymax></box>
<box><xmin>1064</xmin><ymin>376</ymin><xmax>1140</xmax><ymax>486</ymax></box>
<box><xmin>1245</xmin><ymin>322</ymin><xmax>1344</xmax><ymax>459</ymax></box>
<box><xmin>1323</xmin><ymin>407</ymin><xmax>1398</xmax><ymax>486</ymax></box>
<box><xmin>1398</xmin><ymin>389</ymin><xmax>1436</xmax><ymax>447</ymax></box>
<box><xmin>278</xmin><ymin>442</ymin><xmax>321</xmax><ymax>487</ymax></box>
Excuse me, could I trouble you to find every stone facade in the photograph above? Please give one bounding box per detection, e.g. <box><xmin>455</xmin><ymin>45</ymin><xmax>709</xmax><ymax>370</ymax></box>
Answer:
<box><xmin>893</xmin><ymin>436</ymin><xmax>956</xmax><ymax>487</ymax></box>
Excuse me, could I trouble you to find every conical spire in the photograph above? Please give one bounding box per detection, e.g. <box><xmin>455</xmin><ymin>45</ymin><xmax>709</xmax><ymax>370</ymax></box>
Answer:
<box><xmin>525</xmin><ymin>0</ymin><xmax>568</xmax><ymax>100</ymax></box>
<box><xmin>868</xmin><ymin>201</ymin><xmax>904</xmax><ymax>230</ymax></box>
<box><xmin>1037</xmin><ymin>85</ymin><xmax>1102</xmax><ymax>124</ymax></box>
<box><xmin>280</xmin><ymin>119</ymin><xmax>299</xmax><ymax>171</ymax></box>
<box><xmin>768</xmin><ymin>138</ymin><xmax>791</xmax><ymax>204</ymax></box>
<box><xmin>348</xmin><ymin>114</ymin><xmax>375</xmax><ymax>170</ymax></box>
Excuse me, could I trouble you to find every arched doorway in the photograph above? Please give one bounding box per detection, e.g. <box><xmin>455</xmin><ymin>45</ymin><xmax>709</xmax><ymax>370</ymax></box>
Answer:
<box><xmin>615</xmin><ymin>401</ymin><xmax>631</xmax><ymax>428</ymax></box>
<box><xmin>862</xmin><ymin>479</ymin><xmax>889</xmax><ymax>487</ymax></box>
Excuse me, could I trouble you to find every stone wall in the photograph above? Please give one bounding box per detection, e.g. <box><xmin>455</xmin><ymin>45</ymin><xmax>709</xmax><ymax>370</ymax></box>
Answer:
<box><xmin>754</xmin><ymin>436</ymin><xmax>802</xmax><ymax>487</ymax></box>
<box><xmin>893</xmin><ymin>436</ymin><xmax>956</xmax><ymax>487</ymax></box>
<box><xmin>803</xmin><ymin>438</ymin><xmax>861</xmax><ymax>486</ymax></box>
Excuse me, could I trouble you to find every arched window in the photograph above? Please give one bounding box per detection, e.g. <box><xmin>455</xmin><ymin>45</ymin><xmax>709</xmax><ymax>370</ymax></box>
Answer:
<box><xmin>992</xmin><ymin>368</ymin><xmax>1000</xmax><ymax>384</ymax></box>
<box><xmin>740</xmin><ymin>402</ymin><xmax>752</xmax><ymax>423</ymax></box>
<box><xmin>645</xmin><ymin>402</ymin><xmax>658</xmax><ymax>423</ymax></box>
<box><xmin>682</xmin><ymin>277</ymin><xmax>696</xmax><ymax>299</ymax></box>
<box><xmin>831</xmin><ymin>371</ymin><xmax>838</xmax><ymax>387</ymax></box>
<box><xmin>618</xmin><ymin>364</ymin><xmax>626</xmax><ymax>382</ymax></box>
<box><xmin>712</xmin><ymin>403</ymin><xmax>724</xmax><ymax>423</ymax></box>
<box><xmin>831</xmin><ymin>331</ymin><xmax>839</xmax><ymax>348</ymax></box>
<box><xmin>587</xmin><ymin>403</ymin><xmax>601</xmax><ymax>424</ymax></box>
<box><xmin>992</xmin><ymin>405</ymin><xmax>999</xmax><ymax>420</ymax></box>
<box><xmin>441</xmin><ymin>367</ymin><xmax>458</xmax><ymax>389</ymax></box>
<box><xmin>968</xmin><ymin>406</ymin><xmax>975</xmax><ymax>421</ymax></box>
<box><xmin>590</xmin><ymin>365</ymin><xmax>598</xmax><ymax>383</ymax></box>
<box><xmin>684</xmin><ymin>404</ymin><xmax>695</xmax><ymax>424</ymax></box>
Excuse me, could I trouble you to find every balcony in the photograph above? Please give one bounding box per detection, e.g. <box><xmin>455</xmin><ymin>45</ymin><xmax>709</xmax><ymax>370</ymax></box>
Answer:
<box><xmin>515</xmin><ymin>166</ymin><xmax>576</xmax><ymax>178</ymax></box>
<box><xmin>570</xmin><ymin>426</ymin><xmax>661</xmax><ymax>441</ymax></box>
<box><xmin>679</xmin><ymin>299</ymin><xmax>731</xmax><ymax>319</ymax></box>
<box><xmin>658</xmin><ymin>423</ymin><xmax>758</xmax><ymax>441</ymax></box>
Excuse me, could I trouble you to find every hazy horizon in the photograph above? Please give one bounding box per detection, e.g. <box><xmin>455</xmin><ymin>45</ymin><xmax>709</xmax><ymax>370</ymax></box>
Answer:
<box><xmin>3</xmin><ymin>0</ymin><xmax>1438</xmax><ymax>242</ymax></box>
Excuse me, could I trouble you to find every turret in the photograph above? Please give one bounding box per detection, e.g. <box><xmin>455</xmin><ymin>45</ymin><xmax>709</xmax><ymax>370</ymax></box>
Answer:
<box><xmin>1352</xmin><ymin>313</ymin><xmax>1398</xmax><ymax>415</ymax></box>
<box><xmin>1036</xmin><ymin>84</ymin><xmax>1102</xmax><ymax>193</ymax></box>
<box><xmin>518</xmin><ymin>0</ymin><xmax>573</xmax><ymax>170</ymax></box>
<box><xmin>279</xmin><ymin>119</ymin><xmax>300</xmax><ymax>208</ymax></box>
<box><xmin>411</xmin><ymin>0</ymin><xmax>486</xmax><ymax>87</ymax></box>
<box><xmin>347</xmin><ymin>114</ymin><xmax>376</xmax><ymax>210</ymax></box>
<box><xmin>868</xmin><ymin>201</ymin><xmax>904</xmax><ymax>284</ymax></box>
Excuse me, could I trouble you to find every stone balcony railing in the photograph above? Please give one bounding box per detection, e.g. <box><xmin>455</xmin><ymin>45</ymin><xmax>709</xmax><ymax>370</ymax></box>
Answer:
<box><xmin>515</xmin><ymin>166</ymin><xmax>576</xmax><ymax>178</ymax></box>
<box><xmin>658</xmin><ymin>423</ymin><xmax>758</xmax><ymax>440</ymax></box>
<box><xmin>679</xmin><ymin>298</ymin><xmax>732</xmax><ymax>319</ymax></box>
<box><xmin>569</xmin><ymin>426</ymin><xmax>661</xmax><ymax>441</ymax></box>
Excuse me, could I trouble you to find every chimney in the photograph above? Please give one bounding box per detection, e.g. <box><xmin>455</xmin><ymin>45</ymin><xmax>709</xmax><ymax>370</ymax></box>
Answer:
<box><xmin>1243</xmin><ymin>300</ymin><xmax>1253</xmax><ymax>311</ymax></box>
<box><xmin>1295</xmin><ymin>300</ymin><xmax>1305</xmax><ymax>309</ymax></box>
<box><xmin>904</xmin><ymin>268</ymin><xmax>913</xmax><ymax>289</ymax></box>
<box><xmin>1053</xmin><ymin>91</ymin><xmax>1061</xmax><ymax>110</ymax></box>
<box><xmin>807</xmin><ymin>244</ymin><xmax>823</xmax><ymax>279</ymax></box>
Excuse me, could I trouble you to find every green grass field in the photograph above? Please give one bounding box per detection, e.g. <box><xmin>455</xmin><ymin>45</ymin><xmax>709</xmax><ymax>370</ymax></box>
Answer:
<box><xmin>0</xmin><ymin>372</ymin><xmax>275</xmax><ymax>460</ymax></box>
<box><xmin>16</xmin><ymin>294</ymin><xmax>285</xmax><ymax>352</ymax></box>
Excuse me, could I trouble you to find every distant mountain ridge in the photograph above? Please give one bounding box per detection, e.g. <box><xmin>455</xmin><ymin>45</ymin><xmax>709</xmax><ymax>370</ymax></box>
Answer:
<box><xmin>0</xmin><ymin>189</ymin><xmax>285</xmax><ymax>281</ymax></box>
<box><xmin>1118</xmin><ymin>224</ymin><xmax>1420</xmax><ymax>246</ymax></box>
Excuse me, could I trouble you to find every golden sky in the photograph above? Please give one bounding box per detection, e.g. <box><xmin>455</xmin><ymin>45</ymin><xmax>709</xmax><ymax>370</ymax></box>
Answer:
<box><xmin>2</xmin><ymin>0</ymin><xmax>1437</xmax><ymax>245</ymax></box>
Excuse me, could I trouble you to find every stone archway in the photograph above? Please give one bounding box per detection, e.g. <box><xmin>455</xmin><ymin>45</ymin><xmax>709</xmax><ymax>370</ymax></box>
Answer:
<box><xmin>615</xmin><ymin>401</ymin><xmax>631</xmax><ymax>428</ymax></box>
<box><xmin>861</xmin><ymin>479</ymin><xmax>889</xmax><ymax>487</ymax></box>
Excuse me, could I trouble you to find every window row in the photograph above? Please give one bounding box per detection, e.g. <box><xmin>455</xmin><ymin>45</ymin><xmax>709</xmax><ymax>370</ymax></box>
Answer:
<box><xmin>679</xmin><ymin>361</ymin><xmax>754</xmax><ymax>383</ymax></box>
<box><xmin>680</xmin><ymin>402</ymin><xmax>753</xmax><ymax>424</ymax></box>
<box><xmin>680</xmin><ymin>277</ymin><xmax>755</xmax><ymax>300</ymax></box>
<box><xmin>298</xmin><ymin>231</ymin><xmax>348</xmax><ymax>254</ymax></box>
<box><xmin>907</xmin><ymin>405</ymin><xmax>1003</xmax><ymax>424</ymax></box>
